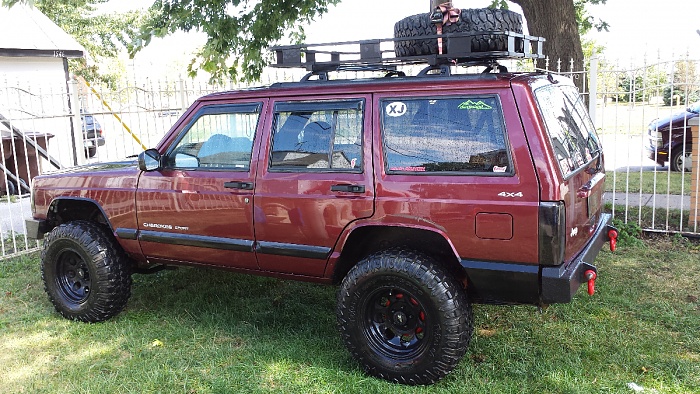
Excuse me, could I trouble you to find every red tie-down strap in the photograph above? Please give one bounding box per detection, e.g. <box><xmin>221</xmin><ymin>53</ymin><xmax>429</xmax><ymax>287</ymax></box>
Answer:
<box><xmin>434</xmin><ymin>2</ymin><xmax>461</xmax><ymax>55</ymax></box>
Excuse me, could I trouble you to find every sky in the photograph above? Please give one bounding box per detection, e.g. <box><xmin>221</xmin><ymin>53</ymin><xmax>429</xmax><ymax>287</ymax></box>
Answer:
<box><xmin>110</xmin><ymin>0</ymin><xmax>700</xmax><ymax>77</ymax></box>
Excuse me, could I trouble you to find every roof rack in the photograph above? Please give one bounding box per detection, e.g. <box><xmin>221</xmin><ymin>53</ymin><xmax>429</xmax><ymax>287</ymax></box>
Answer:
<box><xmin>270</xmin><ymin>31</ymin><xmax>545</xmax><ymax>77</ymax></box>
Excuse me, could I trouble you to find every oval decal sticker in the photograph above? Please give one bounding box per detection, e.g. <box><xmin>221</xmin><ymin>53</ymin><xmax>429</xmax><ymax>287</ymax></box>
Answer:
<box><xmin>385</xmin><ymin>102</ymin><xmax>407</xmax><ymax>117</ymax></box>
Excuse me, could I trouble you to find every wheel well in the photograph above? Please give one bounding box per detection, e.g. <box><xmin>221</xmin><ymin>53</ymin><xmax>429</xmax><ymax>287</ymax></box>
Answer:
<box><xmin>47</xmin><ymin>199</ymin><xmax>111</xmax><ymax>231</ymax></box>
<box><xmin>332</xmin><ymin>226</ymin><xmax>464</xmax><ymax>285</ymax></box>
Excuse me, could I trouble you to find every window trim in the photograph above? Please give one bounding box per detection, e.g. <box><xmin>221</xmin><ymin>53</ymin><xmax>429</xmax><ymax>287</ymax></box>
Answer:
<box><xmin>163</xmin><ymin>103</ymin><xmax>262</xmax><ymax>172</ymax></box>
<box><xmin>380</xmin><ymin>94</ymin><xmax>514</xmax><ymax>177</ymax></box>
<box><xmin>268</xmin><ymin>99</ymin><xmax>365</xmax><ymax>174</ymax></box>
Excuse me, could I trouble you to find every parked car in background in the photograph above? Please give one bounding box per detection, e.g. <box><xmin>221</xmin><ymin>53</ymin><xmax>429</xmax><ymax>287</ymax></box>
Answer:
<box><xmin>646</xmin><ymin>102</ymin><xmax>697</xmax><ymax>171</ymax></box>
<box><xmin>82</xmin><ymin>113</ymin><xmax>104</xmax><ymax>158</ymax></box>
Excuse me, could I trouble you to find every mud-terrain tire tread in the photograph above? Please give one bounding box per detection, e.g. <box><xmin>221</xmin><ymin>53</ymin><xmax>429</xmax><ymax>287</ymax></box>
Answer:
<box><xmin>394</xmin><ymin>8</ymin><xmax>523</xmax><ymax>57</ymax></box>
<box><xmin>42</xmin><ymin>220</ymin><xmax>132</xmax><ymax>322</ymax></box>
<box><xmin>337</xmin><ymin>248</ymin><xmax>473</xmax><ymax>385</ymax></box>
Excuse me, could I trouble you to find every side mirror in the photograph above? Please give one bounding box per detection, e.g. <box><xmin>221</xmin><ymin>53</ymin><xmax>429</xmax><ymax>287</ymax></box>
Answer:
<box><xmin>138</xmin><ymin>149</ymin><xmax>161</xmax><ymax>171</ymax></box>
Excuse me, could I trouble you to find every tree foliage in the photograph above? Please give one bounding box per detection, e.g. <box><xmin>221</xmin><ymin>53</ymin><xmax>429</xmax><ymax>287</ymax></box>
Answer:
<box><xmin>130</xmin><ymin>0</ymin><xmax>341</xmax><ymax>83</ymax></box>
<box><xmin>4</xmin><ymin>0</ymin><xmax>606</xmax><ymax>85</ymax></box>
<box><xmin>2</xmin><ymin>0</ymin><xmax>143</xmax><ymax>85</ymax></box>
<box><xmin>617</xmin><ymin>66</ymin><xmax>667</xmax><ymax>103</ymax></box>
<box><xmin>663</xmin><ymin>61</ymin><xmax>700</xmax><ymax>106</ymax></box>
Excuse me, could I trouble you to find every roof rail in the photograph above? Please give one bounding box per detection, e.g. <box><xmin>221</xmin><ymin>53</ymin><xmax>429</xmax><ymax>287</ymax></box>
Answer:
<box><xmin>270</xmin><ymin>31</ymin><xmax>545</xmax><ymax>73</ymax></box>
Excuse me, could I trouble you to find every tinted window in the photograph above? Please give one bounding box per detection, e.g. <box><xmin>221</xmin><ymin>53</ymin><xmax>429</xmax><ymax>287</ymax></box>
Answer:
<box><xmin>167</xmin><ymin>104</ymin><xmax>260</xmax><ymax>170</ymax></box>
<box><xmin>381</xmin><ymin>96</ymin><xmax>511</xmax><ymax>175</ymax></box>
<box><xmin>270</xmin><ymin>100</ymin><xmax>363</xmax><ymax>172</ymax></box>
<box><xmin>535</xmin><ymin>85</ymin><xmax>601</xmax><ymax>177</ymax></box>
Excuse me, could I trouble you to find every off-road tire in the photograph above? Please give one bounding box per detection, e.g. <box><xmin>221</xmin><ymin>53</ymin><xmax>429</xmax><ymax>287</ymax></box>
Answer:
<box><xmin>394</xmin><ymin>8</ymin><xmax>523</xmax><ymax>58</ymax></box>
<box><xmin>670</xmin><ymin>147</ymin><xmax>692</xmax><ymax>172</ymax></box>
<box><xmin>41</xmin><ymin>221</ymin><xmax>132</xmax><ymax>322</ymax></box>
<box><xmin>337</xmin><ymin>248</ymin><xmax>473</xmax><ymax>385</ymax></box>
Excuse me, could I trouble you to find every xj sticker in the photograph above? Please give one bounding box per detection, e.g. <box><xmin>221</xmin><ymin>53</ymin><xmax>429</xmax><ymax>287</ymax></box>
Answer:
<box><xmin>386</xmin><ymin>102</ymin><xmax>407</xmax><ymax>117</ymax></box>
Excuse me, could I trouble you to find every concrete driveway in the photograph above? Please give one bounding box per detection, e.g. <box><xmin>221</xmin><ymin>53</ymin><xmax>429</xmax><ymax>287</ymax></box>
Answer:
<box><xmin>0</xmin><ymin>195</ymin><xmax>31</xmax><ymax>237</ymax></box>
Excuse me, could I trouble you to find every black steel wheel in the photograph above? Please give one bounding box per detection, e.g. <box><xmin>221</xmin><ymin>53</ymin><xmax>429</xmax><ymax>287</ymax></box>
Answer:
<box><xmin>42</xmin><ymin>221</ymin><xmax>132</xmax><ymax>322</ymax></box>
<box><xmin>54</xmin><ymin>249</ymin><xmax>93</xmax><ymax>304</ymax></box>
<box><xmin>394</xmin><ymin>8</ymin><xmax>523</xmax><ymax>58</ymax></box>
<box><xmin>337</xmin><ymin>248</ymin><xmax>473</xmax><ymax>385</ymax></box>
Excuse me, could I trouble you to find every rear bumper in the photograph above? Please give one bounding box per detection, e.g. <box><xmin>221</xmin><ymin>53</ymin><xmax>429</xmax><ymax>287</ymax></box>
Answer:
<box><xmin>540</xmin><ymin>213</ymin><xmax>613</xmax><ymax>304</ymax></box>
<box><xmin>461</xmin><ymin>213</ymin><xmax>614</xmax><ymax>306</ymax></box>
<box><xmin>84</xmin><ymin>136</ymin><xmax>105</xmax><ymax>148</ymax></box>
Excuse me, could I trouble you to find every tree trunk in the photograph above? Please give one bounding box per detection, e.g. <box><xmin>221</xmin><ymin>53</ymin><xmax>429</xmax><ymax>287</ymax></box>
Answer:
<box><xmin>510</xmin><ymin>0</ymin><xmax>584</xmax><ymax>86</ymax></box>
<box><xmin>430</xmin><ymin>0</ymin><xmax>442</xmax><ymax>11</ymax></box>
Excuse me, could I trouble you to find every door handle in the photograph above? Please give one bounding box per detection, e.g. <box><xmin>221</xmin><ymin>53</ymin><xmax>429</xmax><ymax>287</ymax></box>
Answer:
<box><xmin>224</xmin><ymin>181</ymin><xmax>254</xmax><ymax>190</ymax></box>
<box><xmin>331</xmin><ymin>184</ymin><xmax>365</xmax><ymax>193</ymax></box>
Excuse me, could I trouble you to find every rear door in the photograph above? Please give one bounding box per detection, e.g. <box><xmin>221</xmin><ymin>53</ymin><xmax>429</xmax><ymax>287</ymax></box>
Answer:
<box><xmin>534</xmin><ymin>85</ymin><xmax>604</xmax><ymax>260</ymax></box>
<box><xmin>253</xmin><ymin>96</ymin><xmax>374</xmax><ymax>276</ymax></box>
<box><xmin>375</xmin><ymin>89</ymin><xmax>541</xmax><ymax>264</ymax></box>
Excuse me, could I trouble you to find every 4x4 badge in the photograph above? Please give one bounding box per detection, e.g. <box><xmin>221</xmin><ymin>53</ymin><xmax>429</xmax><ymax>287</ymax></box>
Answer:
<box><xmin>458</xmin><ymin>100</ymin><xmax>493</xmax><ymax>110</ymax></box>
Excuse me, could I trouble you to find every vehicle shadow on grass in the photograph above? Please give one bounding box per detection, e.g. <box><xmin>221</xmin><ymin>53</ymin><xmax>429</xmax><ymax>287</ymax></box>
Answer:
<box><xmin>121</xmin><ymin>267</ymin><xmax>361</xmax><ymax>384</ymax></box>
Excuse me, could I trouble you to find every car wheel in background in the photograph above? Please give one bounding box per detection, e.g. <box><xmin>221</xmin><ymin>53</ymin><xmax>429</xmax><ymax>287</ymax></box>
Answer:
<box><xmin>670</xmin><ymin>148</ymin><xmax>692</xmax><ymax>172</ymax></box>
<box><xmin>85</xmin><ymin>146</ymin><xmax>97</xmax><ymax>158</ymax></box>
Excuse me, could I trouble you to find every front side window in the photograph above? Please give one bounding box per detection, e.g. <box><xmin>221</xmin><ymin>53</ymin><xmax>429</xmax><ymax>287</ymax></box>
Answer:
<box><xmin>270</xmin><ymin>100</ymin><xmax>363</xmax><ymax>172</ymax></box>
<box><xmin>535</xmin><ymin>85</ymin><xmax>601</xmax><ymax>178</ymax></box>
<box><xmin>167</xmin><ymin>104</ymin><xmax>260</xmax><ymax>170</ymax></box>
<box><xmin>381</xmin><ymin>96</ymin><xmax>511</xmax><ymax>175</ymax></box>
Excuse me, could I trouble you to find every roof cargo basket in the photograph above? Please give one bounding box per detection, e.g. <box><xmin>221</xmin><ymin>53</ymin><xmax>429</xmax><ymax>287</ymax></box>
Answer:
<box><xmin>270</xmin><ymin>31</ymin><xmax>545</xmax><ymax>72</ymax></box>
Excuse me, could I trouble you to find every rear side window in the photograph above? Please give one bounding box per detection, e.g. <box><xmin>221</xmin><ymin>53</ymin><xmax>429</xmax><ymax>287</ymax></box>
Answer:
<box><xmin>381</xmin><ymin>96</ymin><xmax>511</xmax><ymax>175</ymax></box>
<box><xmin>535</xmin><ymin>85</ymin><xmax>601</xmax><ymax>178</ymax></box>
<box><xmin>269</xmin><ymin>100</ymin><xmax>363</xmax><ymax>172</ymax></box>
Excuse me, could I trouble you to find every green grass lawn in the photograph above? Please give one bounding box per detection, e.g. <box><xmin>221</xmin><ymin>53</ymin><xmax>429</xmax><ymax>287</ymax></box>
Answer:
<box><xmin>607</xmin><ymin>170</ymin><xmax>695</xmax><ymax>195</ymax></box>
<box><xmin>1</xmin><ymin>240</ymin><xmax>699</xmax><ymax>393</ymax></box>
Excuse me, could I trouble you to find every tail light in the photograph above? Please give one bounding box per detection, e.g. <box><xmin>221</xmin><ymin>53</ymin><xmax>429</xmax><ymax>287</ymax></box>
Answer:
<box><xmin>538</xmin><ymin>202</ymin><xmax>566</xmax><ymax>266</ymax></box>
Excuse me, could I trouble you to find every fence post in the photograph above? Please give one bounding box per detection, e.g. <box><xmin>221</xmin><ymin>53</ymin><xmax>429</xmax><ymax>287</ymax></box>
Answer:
<box><xmin>68</xmin><ymin>80</ymin><xmax>85</xmax><ymax>166</ymax></box>
<box><xmin>690</xmin><ymin>117</ymin><xmax>699</xmax><ymax>229</ymax></box>
<box><xmin>180</xmin><ymin>78</ymin><xmax>187</xmax><ymax>112</ymax></box>
<box><xmin>588</xmin><ymin>56</ymin><xmax>598</xmax><ymax>124</ymax></box>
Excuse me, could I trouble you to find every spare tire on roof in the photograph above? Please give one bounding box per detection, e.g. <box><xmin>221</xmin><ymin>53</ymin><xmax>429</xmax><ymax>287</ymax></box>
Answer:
<box><xmin>394</xmin><ymin>8</ymin><xmax>524</xmax><ymax>58</ymax></box>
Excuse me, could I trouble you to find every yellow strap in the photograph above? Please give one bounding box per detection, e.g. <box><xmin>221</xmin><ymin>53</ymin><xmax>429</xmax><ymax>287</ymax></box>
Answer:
<box><xmin>83</xmin><ymin>80</ymin><xmax>147</xmax><ymax>151</ymax></box>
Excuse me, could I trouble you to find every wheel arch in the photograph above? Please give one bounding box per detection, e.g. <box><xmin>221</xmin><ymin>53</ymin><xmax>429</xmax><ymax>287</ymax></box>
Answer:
<box><xmin>330</xmin><ymin>225</ymin><xmax>465</xmax><ymax>285</ymax></box>
<box><xmin>46</xmin><ymin>197</ymin><xmax>113</xmax><ymax>233</ymax></box>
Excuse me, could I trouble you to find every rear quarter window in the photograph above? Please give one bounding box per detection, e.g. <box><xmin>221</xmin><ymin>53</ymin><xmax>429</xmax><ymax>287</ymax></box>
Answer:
<box><xmin>380</xmin><ymin>96</ymin><xmax>512</xmax><ymax>175</ymax></box>
<box><xmin>534</xmin><ymin>85</ymin><xmax>601</xmax><ymax>178</ymax></box>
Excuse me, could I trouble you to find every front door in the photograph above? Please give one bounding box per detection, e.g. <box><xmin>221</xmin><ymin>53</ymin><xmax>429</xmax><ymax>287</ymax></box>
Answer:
<box><xmin>136</xmin><ymin>101</ymin><xmax>266</xmax><ymax>269</ymax></box>
<box><xmin>253</xmin><ymin>96</ymin><xmax>374</xmax><ymax>276</ymax></box>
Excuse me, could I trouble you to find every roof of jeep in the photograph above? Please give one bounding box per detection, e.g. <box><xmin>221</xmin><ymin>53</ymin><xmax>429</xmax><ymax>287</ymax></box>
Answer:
<box><xmin>197</xmin><ymin>72</ymin><xmax>548</xmax><ymax>102</ymax></box>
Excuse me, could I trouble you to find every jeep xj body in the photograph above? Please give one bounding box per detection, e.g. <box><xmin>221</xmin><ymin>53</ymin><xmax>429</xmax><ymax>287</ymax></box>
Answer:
<box><xmin>27</xmin><ymin>66</ymin><xmax>616</xmax><ymax>384</ymax></box>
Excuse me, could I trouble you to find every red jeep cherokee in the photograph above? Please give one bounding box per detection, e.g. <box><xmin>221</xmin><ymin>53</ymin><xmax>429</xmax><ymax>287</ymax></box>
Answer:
<box><xmin>26</xmin><ymin>33</ymin><xmax>616</xmax><ymax>385</ymax></box>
